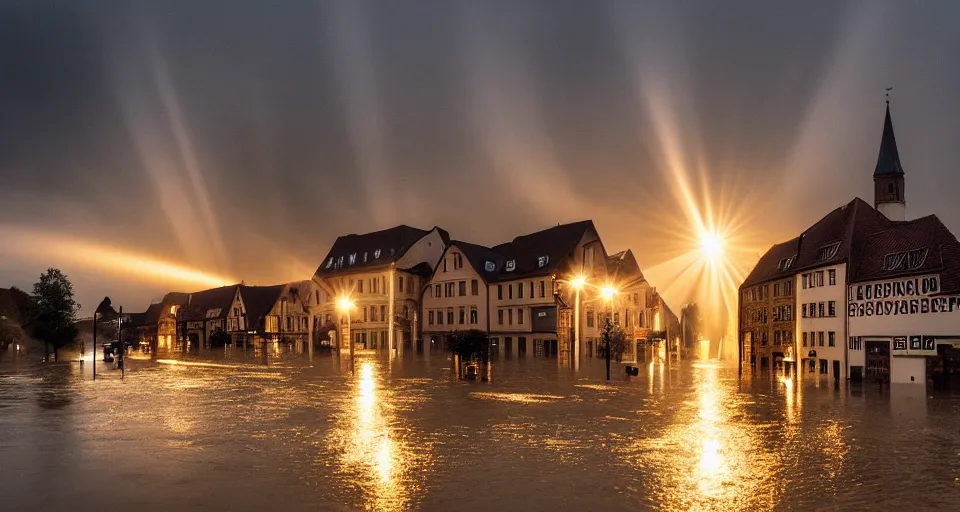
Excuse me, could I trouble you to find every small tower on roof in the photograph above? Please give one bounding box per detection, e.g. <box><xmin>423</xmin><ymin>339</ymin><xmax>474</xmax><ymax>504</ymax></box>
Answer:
<box><xmin>874</xmin><ymin>90</ymin><xmax>906</xmax><ymax>221</ymax></box>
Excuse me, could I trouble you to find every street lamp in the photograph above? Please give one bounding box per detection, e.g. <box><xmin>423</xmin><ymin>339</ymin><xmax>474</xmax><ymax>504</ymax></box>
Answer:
<box><xmin>570</xmin><ymin>275</ymin><xmax>586</xmax><ymax>366</ymax></box>
<box><xmin>337</xmin><ymin>296</ymin><xmax>355</xmax><ymax>372</ymax></box>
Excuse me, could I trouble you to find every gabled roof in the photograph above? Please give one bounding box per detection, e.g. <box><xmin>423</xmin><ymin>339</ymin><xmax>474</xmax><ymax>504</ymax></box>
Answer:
<box><xmin>850</xmin><ymin>214</ymin><xmax>960</xmax><ymax>293</ymax></box>
<box><xmin>741</xmin><ymin>237</ymin><xmax>801</xmax><ymax>289</ymax></box>
<box><xmin>240</xmin><ymin>284</ymin><xmax>287</xmax><ymax>325</ymax></box>
<box><xmin>491</xmin><ymin>220</ymin><xmax>596</xmax><ymax>281</ymax></box>
<box><xmin>447</xmin><ymin>240</ymin><xmax>505</xmax><ymax>282</ymax></box>
<box><xmin>142</xmin><ymin>303</ymin><xmax>166</xmax><ymax>326</ymax></box>
<box><xmin>874</xmin><ymin>103</ymin><xmax>905</xmax><ymax>176</ymax></box>
<box><xmin>161</xmin><ymin>292</ymin><xmax>190</xmax><ymax>306</ymax></box>
<box><xmin>741</xmin><ymin>198</ymin><xmax>899</xmax><ymax>289</ymax></box>
<box><xmin>606</xmin><ymin>249</ymin><xmax>645</xmax><ymax>283</ymax></box>
<box><xmin>184</xmin><ymin>285</ymin><xmax>239</xmax><ymax>320</ymax></box>
<box><xmin>315</xmin><ymin>225</ymin><xmax>450</xmax><ymax>277</ymax></box>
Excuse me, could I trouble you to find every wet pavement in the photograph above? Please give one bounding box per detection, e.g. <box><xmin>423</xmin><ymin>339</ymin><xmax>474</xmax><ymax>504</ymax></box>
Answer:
<box><xmin>1</xmin><ymin>349</ymin><xmax>959</xmax><ymax>511</ymax></box>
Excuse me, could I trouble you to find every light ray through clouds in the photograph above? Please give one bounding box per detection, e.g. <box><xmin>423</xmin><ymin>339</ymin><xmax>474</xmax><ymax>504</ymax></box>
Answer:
<box><xmin>612</xmin><ymin>5</ymin><xmax>764</xmax><ymax>355</ymax></box>
<box><xmin>462</xmin><ymin>4</ymin><xmax>588</xmax><ymax>220</ymax></box>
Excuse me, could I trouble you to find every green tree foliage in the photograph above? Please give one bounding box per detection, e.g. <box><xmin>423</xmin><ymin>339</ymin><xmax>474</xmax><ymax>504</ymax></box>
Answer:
<box><xmin>600</xmin><ymin>319</ymin><xmax>629</xmax><ymax>362</ymax></box>
<box><xmin>29</xmin><ymin>268</ymin><xmax>80</xmax><ymax>361</ymax></box>
<box><xmin>446</xmin><ymin>329</ymin><xmax>490</xmax><ymax>363</ymax></box>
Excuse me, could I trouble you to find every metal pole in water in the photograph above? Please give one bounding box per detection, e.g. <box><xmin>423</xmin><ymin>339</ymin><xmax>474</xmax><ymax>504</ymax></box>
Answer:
<box><xmin>119</xmin><ymin>306</ymin><xmax>124</xmax><ymax>380</ymax></box>
<box><xmin>92</xmin><ymin>312</ymin><xmax>97</xmax><ymax>381</ymax></box>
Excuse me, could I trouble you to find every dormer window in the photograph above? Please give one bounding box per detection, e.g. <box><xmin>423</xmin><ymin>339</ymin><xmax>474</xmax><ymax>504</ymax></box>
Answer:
<box><xmin>374</xmin><ymin>249</ymin><xmax>382</xmax><ymax>259</ymax></box>
<box><xmin>537</xmin><ymin>255</ymin><xmax>550</xmax><ymax>268</ymax></box>
<box><xmin>348</xmin><ymin>253</ymin><xmax>357</xmax><ymax>265</ymax></box>
<box><xmin>882</xmin><ymin>248</ymin><xmax>929</xmax><ymax>272</ymax></box>
<box><xmin>888</xmin><ymin>183</ymin><xmax>895</xmax><ymax>194</ymax></box>
<box><xmin>505</xmin><ymin>260</ymin><xmax>516</xmax><ymax>272</ymax></box>
<box><xmin>815</xmin><ymin>242</ymin><xmax>841</xmax><ymax>262</ymax></box>
<box><xmin>363</xmin><ymin>252</ymin><xmax>368</xmax><ymax>263</ymax></box>
<box><xmin>778</xmin><ymin>256</ymin><xmax>796</xmax><ymax>272</ymax></box>
<box><xmin>484</xmin><ymin>261</ymin><xmax>496</xmax><ymax>272</ymax></box>
<box><xmin>325</xmin><ymin>257</ymin><xmax>333</xmax><ymax>269</ymax></box>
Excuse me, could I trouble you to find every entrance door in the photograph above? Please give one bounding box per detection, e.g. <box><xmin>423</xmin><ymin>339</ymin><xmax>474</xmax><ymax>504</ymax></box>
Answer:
<box><xmin>833</xmin><ymin>360</ymin><xmax>841</xmax><ymax>381</ymax></box>
<box><xmin>865</xmin><ymin>340</ymin><xmax>890</xmax><ymax>380</ymax></box>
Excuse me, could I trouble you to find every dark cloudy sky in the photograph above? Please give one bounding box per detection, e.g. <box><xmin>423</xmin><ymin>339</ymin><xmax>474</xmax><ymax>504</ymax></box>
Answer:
<box><xmin>2</xmin><ymin>0</ymin><xmax>960</xmax><ymax>315</ymax></box>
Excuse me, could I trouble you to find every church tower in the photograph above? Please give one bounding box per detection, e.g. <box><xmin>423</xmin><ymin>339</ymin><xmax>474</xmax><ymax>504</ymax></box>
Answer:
<box><xmin>873</xmin><ymin>101</ymin><xmax>906</xmax><ymax>221</ymax></box>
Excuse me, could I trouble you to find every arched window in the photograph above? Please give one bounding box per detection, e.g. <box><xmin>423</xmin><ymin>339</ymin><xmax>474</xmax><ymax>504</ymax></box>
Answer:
<box><xmin>888</xmin><ymin>183</ymin><xmax>895</xmax><ymax>194</ymax></box>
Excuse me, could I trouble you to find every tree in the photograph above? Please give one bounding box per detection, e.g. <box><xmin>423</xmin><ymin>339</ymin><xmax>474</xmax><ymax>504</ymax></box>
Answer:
<box><xmin>29</xmin><ymin>268</ymin><xmax>80</xmax><ymax>362</ymax></box>
<box><xmin>600</xmin><ymin>320</ymin><xmax>629</xmax><ymax>362</ymax></box>
<box><xmin>446</xmin><ymin>329</ymin><xmax>491</xmax><ymax>363</ymax></box>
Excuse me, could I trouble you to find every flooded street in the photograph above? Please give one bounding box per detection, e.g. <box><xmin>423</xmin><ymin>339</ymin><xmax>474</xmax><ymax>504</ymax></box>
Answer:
<box><xmin>2</xmin><ymin>351</ymin><xmax>960</xmax><ymax>511</ymax></box>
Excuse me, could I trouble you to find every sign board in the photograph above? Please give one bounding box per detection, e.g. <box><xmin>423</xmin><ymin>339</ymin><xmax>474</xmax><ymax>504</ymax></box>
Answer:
<box><xmin>648</xmin><ymin>330</ymin><xmax>667</xmax><ymax>340</ymax></box>
<box><xmin>848</xmin><ymin>275</ymin><xmax>960</xmax><ymax>318</ymax></box>
<box><xmin>893</xmin><ymin>335</ymin><xmax>939</xmax><ymax>356</ymax></box>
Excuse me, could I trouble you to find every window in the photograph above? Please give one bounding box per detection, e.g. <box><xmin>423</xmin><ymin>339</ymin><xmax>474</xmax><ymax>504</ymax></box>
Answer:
<box><xmin>446</xmin><ymin>283</ymin><xmax>455</xmax><ymax>297</ymax></box>
<box><xmin>471</xmin><ymin>280</ymin><xmax>479</xmax><ymax>296</ymax></box>
<box><xmin>508</xmin><ymin>309</ymin><xmax>513</xmax><ymax>325</ymax></box>
<box><xmin>828</xmin><ymin>301</ymin><xmax>836</xmax><ymax>317</ymax></box>
<box><xmin>357</xmin><ymin>280</ymin><xmax>364</xmax><ymax>293</ymax></box>
<box><xmin>586</xmin><ymin>311</ymin><xmax>595</xmax><ymax>328</ymax></box>
<box><xmin>816</xmin><ymin>242</ymin><xmax>842</xmax><ymax>262</ymax></box>
<box><xmin>802</xmin><ymin>274</ymin><xmax>808</xmax><ymax>289</ymax></box>
<box><xmin>778</xmin><ymin>256</ymin><xmax>795</xmax><ymax>271</ymax></box>
<box><xmin>428</xmin><ymin>311</ymin><xmax>435</xmax><ymax>325</ymax></box>
<box><xmin>459</xmin><ymin>308</ymin><xmax>465</xmax><ymax>324</ymax></box>
<box><xmin>437</xmin><ymin>310</ymin><xmax>444</xmax><ymax>325</ymax></box>
<box><xmin>882</xmin><ymin>248</ymin><xmax>929</xmax><ymax>271</ymax></box>
<box><xmin>785</xmin><ymin>281</ymin><xmax>792</xmax><ymax>295</ymax></box>
<box><xmin>287</xmin><ymin>316</ymin><xmax>293</xmax><ymax>330</ymax></box>
<box><xmin>380</xmin><ymin>306</ymin><xmax>386</xmax><ymax>321</ymax></box>
<box><xmin>371</xmin><ymin>306</ymin><xmax>378</xmax><ymax>322</ymax></box>
<box><xmin>774</xmin><ymin>283</ymin><xmax>781</xmax><ymax>297</ymax></box>
<box><xmin>614</xmin><ymin>312</ymin><xmax>620</xmax><ymax>325</ymax></box>
<box><xmin>828</xmin><ymin>332</ymin><xmax>836</xmax><ymax>347</ymax></box>
<box><xmin>820</xmin><ymin>359</ymin><xmax>828</xmax><ymax>374</ymax></box>
<box><xmin>459</xmin><ymin>281</ymin><xmax>467</xmax><ymax>296</ymax></box>
<box><xmin>818</xmin><ymin>302</ymin><xmax>824</xmax><ymax>317</ymax></box>
<box><xmin>518</xmin><ymin>309</ymin><xmax>524</xmax><ymax>325</ymax></box>
<box><xmin>802</xmin><ymin>332</ymin><xmax>808</xmax><ymax>347</ymax></box>
<box><xmin>363</xmin><ymin>308</ymin><xmax>368</xmax><ymax>322</ymax></box>
<box><xmin>828</xmin><ymin>269</ymin><xmax>836</xmax><ymax>286</ymax></box>
<box><xmin>454</xmin><ymin>252</ymin><xmax>463</xmax><ymax>270</ymax></box>
<box><xmin>529</xmin><ymin>281</ymin><xmax>534</xmax><ymax>298</ymax></box>
<box><xmin>399</xmin><ymin>277</ymin><xmax>404</xmax><ymax>293</ymax></box>
<box><xmin>539</xmin><ymin>280</ymin><xmax>546</xmax><ymax>298</ymax></box>
<box><xmin>315</xmin><ymin>291</ymin><xmax>320</xmax><ymax>305</ymax></box>
<box><xmin>370</xmin><ymin>278</ymin><xmax>377</xmax><ymax>294</ymax></box>
<box><xmin>761</xmin><ymin>332</ymin><xmax>768</xmax><ymax>346</ymax></box>
<box><xmin>774</xmin><ymin>330</ymin><xmax>782</xmax><ymax>345</ymax></box>
<box><xmin>470</xmin><ymin>307</ymin><xmax>478</xmax><ymax>324</ymax></box>
<box><xmin>507</xmin><ymin>284</ymin><xmax>513</xmax><ymax>300</ymax></box>
<box><xmin>434</xmin><ymin>284</ymin><xmax>441</xmax><ymax>298</ymax></box>
<box><xmin>498</xmin><ymin>285</ymin><xmax>503</xmax><ymax>300</ymax></box>
<box><xmin>518</xmin><ymin>282</ymin><xmax>524</xmax><ymax>298</ymax></box>
<box><xmin>447</xmin><ymin>309</ymin><xmax>454</xmax><ymax>325</ymax></box>
<box><xmin>498</xmin><ymin>310</ymin><xmax>504</xmax><ymax>325</ymax></box>
<box><xmin>443</xmin><ymin>258</ymin><xmax>447</xmax><ymax>272</ymax></box>
<box><xmin>848</xmin><ymin>337</ymin><xmax>863</xmax><ymax>350</ymax></box>
<box><xmin>818</xmin><ymin>332</ymin><xmax>824</xmax><ymax>347</ymax></box>
<box><xmin>638</xmin><ymin>312</ymin><xmax>644</xmax><ymax>328</ymax></box>
<box><xmin>887</xmin><ymin>183</ymin><xmax>894</xmax><ymax>194</ymax></box>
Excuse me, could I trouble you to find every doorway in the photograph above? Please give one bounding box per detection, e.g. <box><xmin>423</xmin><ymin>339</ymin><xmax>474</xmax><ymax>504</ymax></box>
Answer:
<box><xmin>865</xmin><ymin>340</ymin><xmax>890</xmax><ymax>380</ymax></box>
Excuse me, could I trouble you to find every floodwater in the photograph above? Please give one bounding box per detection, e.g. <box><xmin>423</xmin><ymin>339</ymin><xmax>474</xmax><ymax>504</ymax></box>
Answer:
<box><xmin>1</xmin><ymin>349</ymin><xmax>959</xmax><ymax>511</ymax></box>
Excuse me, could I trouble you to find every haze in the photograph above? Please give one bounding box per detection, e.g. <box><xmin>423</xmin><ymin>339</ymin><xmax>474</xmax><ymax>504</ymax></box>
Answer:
<box><xmin>3</xmin><ymin>0</ymin><xmax>960</xmax><ymax>317</ymax></box>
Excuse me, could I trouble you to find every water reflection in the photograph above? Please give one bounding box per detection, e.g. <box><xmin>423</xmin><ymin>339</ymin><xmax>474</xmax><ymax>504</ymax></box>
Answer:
<box><xmin>333</xmin><ymin>360</ymin><xmax>410</xmax><ymax>511</ymax></box>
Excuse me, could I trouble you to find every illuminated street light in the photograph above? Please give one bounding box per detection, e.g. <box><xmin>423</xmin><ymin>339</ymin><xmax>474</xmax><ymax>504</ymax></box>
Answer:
<box><xmin>337</xmin><ymin>296</ymin><xmax>356</xmax><ymax>373</ymax></box>
<box><xmin>600</xmin><ymin>285</ymin><xmax>616</xmax><ymax>301</ymax></box>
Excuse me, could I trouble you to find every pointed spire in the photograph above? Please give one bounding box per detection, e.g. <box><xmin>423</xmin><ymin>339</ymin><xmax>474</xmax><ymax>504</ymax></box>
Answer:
<box><xmin>874</xmin><ymin>102</ymin><xmax>904</xmax><ymax>176</ymax></box>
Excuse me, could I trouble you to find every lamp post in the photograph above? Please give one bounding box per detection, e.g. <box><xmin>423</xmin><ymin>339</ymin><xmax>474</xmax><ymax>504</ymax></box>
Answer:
<box><xmin>601</xmin><ymin>285</ymin><xmax>616</xmax><ymax>381</ymax></box>
<box><xmin>337</xmin><ymin>297</ymin><xmax>355</xmax><ymax>374</ymax></box>
<box><xmin>570</xmin><ymin>275</ymin><xmax>586</xmax><ymax>368</ymax></box>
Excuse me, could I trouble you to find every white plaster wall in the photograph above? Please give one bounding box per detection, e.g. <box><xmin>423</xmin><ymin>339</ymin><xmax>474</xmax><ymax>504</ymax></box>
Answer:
<box><xmin>797</xmin><ymin>264</ymin><xmax>846</xmax><ymax>374</ymax></box>
<box><xmin>395</xmin><ymin>228</ymin><xmax>447</xmax><ymax>271</ymax></box>
<box><xmin>423</xmin><ymin>247</ymin><xmax>488</xmax><ymax>332</ymax></box>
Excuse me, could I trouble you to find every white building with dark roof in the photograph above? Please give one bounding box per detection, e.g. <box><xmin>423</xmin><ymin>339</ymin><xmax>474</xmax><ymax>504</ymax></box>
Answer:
<box><xmin>313</xmin><ymin>225</ymin><xmax>449</xmax><ymax>352</ymax></box>
<box><xmin>739</xmin><ymin>101</ymin><xmax>960</xmax><ymax>387</ymax></box>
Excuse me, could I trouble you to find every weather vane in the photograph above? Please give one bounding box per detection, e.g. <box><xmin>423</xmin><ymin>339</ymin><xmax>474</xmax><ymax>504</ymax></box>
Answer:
<box><xmin>886</xmin><ymin>86</ymin><xmax>893</xmax><ymax>105</ymax></box>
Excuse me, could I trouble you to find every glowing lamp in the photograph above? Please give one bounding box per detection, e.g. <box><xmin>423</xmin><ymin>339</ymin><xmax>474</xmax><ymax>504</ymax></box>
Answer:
<box><xmin>336</xmin><ymin>297</ymin><xmax>355</xmax><ymax>312</ymax></box>
<box><xmin>570</xmin><ymin>275</ymin><xmax>586</xmax><ymax>290</ymax></box>
<box><xmin>600</xmin><ymin>285</ymin><xmax>616</xmax><ymax>301</ymax></box>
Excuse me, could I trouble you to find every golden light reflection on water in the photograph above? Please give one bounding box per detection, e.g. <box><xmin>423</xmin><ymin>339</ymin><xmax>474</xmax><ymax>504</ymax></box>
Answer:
<box><xmin>470</xmin><ymin>392</ymin><xmax>565</xmax><ymax>404</ymax></box>
<box><xmin>626</xmin><ymin>361</ymin><xmax>781</xmax><ymax>510</ymax></box>
<box><xmin>332</xmin><ymin>360</ymin><xmax>412</xmax><ymax>511</ymax></box>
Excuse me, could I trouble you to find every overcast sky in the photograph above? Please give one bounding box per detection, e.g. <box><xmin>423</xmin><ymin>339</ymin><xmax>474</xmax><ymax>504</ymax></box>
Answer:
<box><xmin>2</xmin><ymin>0</ymin><xmax>960</xmax><ymax>315</ymax></box>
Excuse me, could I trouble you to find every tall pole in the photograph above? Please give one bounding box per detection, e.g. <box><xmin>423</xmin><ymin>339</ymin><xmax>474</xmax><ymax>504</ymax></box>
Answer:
<box><xmin>92</xmin><ymin>312</ymin><xmax>97</xmax><ymax>381</ymax></box>
<box><xmin>574</xmin><ymin>287</ymin><xmax>581</xmax><ymax>370</ymax></box>
<box><xmin>605</xmin><ymin>299</ymin><xmax>613</xmax><ymax>381</ymax></box>
<box><xmin>348</xmin><ymin>310</ymin><xmax>354</xmax><ymax>374</ymax></box>
<box><xmin>118</xmin><ymin>306</ymin><xmax>124</xmax><ymax>380</ymax></box>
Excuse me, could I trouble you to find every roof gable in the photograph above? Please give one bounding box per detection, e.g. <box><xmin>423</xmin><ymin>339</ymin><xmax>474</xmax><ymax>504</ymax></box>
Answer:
<box><xmin>316</xmin><ymin>225</ymin><xmax>448</xmax><ymax>277</ymax></box>
<box><xmin>184</xmin><ymin>285</ymin><xmax>240</xmax><ymax>320</ymax></box>
<box><xmin>240</xmin><ymin>284</ymin><xmax>287</xmax><ymax>324</ymax></box>
<box><xmin>491</xmin><ymin>220</ymin><xmax>596</xmax><ymax>281</ymax></box>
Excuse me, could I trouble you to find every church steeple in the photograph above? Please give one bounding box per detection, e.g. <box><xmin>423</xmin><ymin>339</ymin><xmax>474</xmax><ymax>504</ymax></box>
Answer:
<box><xmin>874</xmin><ymin>97</ymin><xmax>906</xmax><ymax>221</ymax></box>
